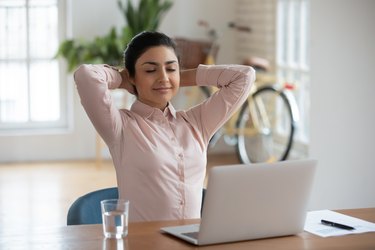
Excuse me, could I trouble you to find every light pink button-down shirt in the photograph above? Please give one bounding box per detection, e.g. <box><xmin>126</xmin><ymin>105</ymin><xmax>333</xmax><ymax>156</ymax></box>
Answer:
<box><xmin>74</xmin><ymin>64</ymin><xmax>255</xmax><ymax>222</ymax></box>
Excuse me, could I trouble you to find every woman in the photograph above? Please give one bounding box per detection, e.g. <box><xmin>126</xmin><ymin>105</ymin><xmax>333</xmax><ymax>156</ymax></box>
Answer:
<box><xmin>74</xmin><ymin>31</ymin><xmax>255</xmax><ymax>222</ymax></box>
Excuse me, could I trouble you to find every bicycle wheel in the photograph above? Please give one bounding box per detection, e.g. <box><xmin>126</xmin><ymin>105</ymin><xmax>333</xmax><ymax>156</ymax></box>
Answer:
<box><xmin>236</xmin><ymin>86</ymin><xmax>295</xmax><ymax>163</ymax></box>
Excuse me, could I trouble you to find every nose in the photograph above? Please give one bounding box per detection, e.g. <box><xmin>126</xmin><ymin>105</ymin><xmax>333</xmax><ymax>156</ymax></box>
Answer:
<box><xmin>158</xmin><ymin>68</ymin><xmax>169</xmax><ymax>83</ymax></box>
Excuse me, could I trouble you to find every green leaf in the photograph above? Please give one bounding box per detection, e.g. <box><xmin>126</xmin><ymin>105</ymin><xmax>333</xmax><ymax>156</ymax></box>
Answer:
<box><xmin>56</xmin><ymin>0</ymin><xmax>173</xmax><ymax>72</ymax></box>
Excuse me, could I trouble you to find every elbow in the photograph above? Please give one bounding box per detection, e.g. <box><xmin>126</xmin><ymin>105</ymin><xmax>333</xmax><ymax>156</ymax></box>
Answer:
<box><xmin>73</xmin><ymin>64</ymin><xmax>92</xmax><ymax>85</ymax></box>
<box><xmin>236</xmin><ymin>65</ymin><xmax>255</xmax><ymax>89</ymax></box>
<box><xmin>73</xmin><ymin>64</ymin><xmax>89</xmax><ymax>82</ymax></box>
<box><xmin>245</xmin><ymin>66</ymin><xmax>256</xmax><ymax>84</ymax></box>
<box><xmin>243</xmin><ymin>66</ymin><xmax>256</xmax><ymax>91</ymax></box>
<box><xmin>233</xmin><ymin>65</ymin><xmax>256</xmax><ymax>85</ymax></box>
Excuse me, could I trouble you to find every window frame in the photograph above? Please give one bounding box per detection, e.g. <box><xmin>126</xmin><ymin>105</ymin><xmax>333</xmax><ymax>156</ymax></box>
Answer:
<box><xmin>276</xmin><ymin>0</ymin><xmax>310</xmax><ymax>146</ymax></box>
<box><xmin>0</xmin><ymin>0</ymin><xmax>71</xmax><ymax>135</ymax></box>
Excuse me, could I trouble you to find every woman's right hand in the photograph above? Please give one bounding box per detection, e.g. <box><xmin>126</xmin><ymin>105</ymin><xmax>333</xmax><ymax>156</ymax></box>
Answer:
<box><xmin>119</xmin><ymin>69</ymin><xmax>136</xmax><ymax>95</ymax></box>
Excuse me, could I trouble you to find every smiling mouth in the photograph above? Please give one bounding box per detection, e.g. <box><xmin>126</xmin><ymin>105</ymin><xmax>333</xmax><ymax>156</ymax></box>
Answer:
<box><xmin>153</xmin><ymin>87</ymin><xmax>172</xmax><ymax>92</ymax></box>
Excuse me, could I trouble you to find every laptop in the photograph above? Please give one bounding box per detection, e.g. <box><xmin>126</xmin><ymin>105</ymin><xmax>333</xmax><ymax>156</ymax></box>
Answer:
<box><xmin>160</xmin><ymin>159</ymin><xmax>317</xmax><ymax>246</ymax></box>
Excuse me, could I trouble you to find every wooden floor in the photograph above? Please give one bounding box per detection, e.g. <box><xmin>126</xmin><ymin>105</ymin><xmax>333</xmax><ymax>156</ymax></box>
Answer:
<box><xmin>0</xmin><ymin>154</ymin><xmax>240</xmax><ymax>230</ymax></box>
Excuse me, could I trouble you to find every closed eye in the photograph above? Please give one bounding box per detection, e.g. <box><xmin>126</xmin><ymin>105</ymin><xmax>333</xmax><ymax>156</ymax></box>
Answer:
<box><xmin>145</xmin><ymin>69</ymin><xmax>156</xmax><ymax>73</ymax></box>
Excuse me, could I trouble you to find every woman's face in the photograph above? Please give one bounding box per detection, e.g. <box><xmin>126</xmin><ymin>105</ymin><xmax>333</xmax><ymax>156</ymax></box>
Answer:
<box><xmin>131</xmin><ymin>46</ymin><xmax>180</xmax><ymax>110</ymax></box>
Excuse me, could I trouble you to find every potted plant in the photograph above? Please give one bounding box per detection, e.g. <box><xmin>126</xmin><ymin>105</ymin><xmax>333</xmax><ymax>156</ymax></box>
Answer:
<box><xmin>56</xmin><ymin>0</ymin><xmax>173</xmax><ymax>72</ymax></box>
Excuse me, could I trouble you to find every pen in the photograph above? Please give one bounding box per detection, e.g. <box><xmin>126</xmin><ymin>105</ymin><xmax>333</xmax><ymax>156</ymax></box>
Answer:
<box><xmin>321</xmin><ymin>219</ymin><xmax>355</xmax><ymax>230</ymax></box>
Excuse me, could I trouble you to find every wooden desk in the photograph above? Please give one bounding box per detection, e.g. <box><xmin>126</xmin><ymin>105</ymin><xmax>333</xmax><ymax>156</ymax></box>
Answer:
<box><xmin>1</xmin><ymin>208</ymin><xmax>374</xmax><ymax>250</ymax></box>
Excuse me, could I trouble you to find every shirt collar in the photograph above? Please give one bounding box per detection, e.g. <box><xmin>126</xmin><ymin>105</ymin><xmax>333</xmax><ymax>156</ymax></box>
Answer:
<box><xmin>131</xmin><ymin>100</ymin><xmax>177</xmax><ymax>119</ymax></box>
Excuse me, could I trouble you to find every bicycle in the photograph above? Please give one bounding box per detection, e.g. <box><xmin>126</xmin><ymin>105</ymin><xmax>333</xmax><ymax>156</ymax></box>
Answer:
<box><xmin>174</xmin><ymin>22</ymin><xmax>299</xmax><ymax>164</ymax></box>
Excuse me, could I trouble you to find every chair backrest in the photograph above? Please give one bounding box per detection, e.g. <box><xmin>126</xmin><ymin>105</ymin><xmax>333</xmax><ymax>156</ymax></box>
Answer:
<box><xmin>67</xmin><ymin>187</ymin><xmax>118</xmax><ymax>225</ymax></box>
<box><xmin>67</xmin><ymin>187</ymin><xmax>206</xmax><ymax>225</ymax></box>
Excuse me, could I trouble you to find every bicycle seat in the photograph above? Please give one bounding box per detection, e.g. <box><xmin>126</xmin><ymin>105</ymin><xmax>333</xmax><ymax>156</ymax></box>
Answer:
<box><xmin>242</xmin><ymin>56</ymin><xmax>270</xmax><ymax>72</ymax></box>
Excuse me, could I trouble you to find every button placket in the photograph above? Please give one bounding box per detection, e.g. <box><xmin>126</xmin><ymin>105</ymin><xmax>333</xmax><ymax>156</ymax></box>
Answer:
<box><xmin>177</xmin><ymin>149</ymin><xmax>185</xmax><ymax>175</ymax></box>
<box><xmin>176</xmin><ymin>149</ymin><xmax>185</xmax><ymax>213</ymax></box>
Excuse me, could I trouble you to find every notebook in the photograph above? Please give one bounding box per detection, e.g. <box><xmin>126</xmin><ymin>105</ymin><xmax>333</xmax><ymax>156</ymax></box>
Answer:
<box><xmin>160</xmin><ymin>159</ymin><xmax>317</xmax><ymax>246</ymax></box>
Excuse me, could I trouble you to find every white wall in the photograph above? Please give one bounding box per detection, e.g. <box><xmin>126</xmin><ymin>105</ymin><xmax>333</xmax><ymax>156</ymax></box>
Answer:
<box><xmin>159</xmin><ymin>0</ymin><xmax>237</xmax><ymax>64</ymax></box>
<box><xmin>308</xmin><ymin>0</ymin><xmax>375</xmax><ymax>210</ymax></box>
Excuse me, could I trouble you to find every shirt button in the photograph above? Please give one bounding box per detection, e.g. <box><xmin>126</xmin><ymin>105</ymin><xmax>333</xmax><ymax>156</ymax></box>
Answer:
<box><xmin>178</xmin><ymin>153</ymin><xmax>183</xmax><ymax>159</ymax></box>
<box><xmin>180</xmin><ymin>200</ymin><xmax>185</xmax><ymax>205</ymax></box>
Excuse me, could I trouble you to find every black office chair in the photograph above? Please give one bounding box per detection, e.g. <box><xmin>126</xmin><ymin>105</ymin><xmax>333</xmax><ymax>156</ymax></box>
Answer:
<box><xmin>67</xmin><ymin>187</ymin><xmax>207</xmax><ymax>225</ymax></box>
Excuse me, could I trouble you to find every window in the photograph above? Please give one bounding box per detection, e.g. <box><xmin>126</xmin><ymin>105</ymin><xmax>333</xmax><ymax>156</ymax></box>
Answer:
<box><xmin>277</xmin><ymin>0</ymin><xmax>310</xmax><ymax>146</ymax></box>
<box><xmin>0</xmin><ymin>0</ymin><xmax>67</xmax><ymax>133</ymax></box>
<box><xmin>234</xmin><ymin>0</ymin><xmax>309</xmax><ymax>157</ymax></box>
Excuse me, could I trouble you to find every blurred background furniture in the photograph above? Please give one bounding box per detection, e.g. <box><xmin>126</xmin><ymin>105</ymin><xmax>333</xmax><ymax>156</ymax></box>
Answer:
<box><xmin>174</xmin><ymin>37</ymin><xmax>219</xmax><ymax>69</ymax></box>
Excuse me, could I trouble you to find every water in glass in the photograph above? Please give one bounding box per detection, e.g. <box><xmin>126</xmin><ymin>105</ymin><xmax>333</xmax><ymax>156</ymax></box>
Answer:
<box><xmin>102</xmin><ymin>210</ymin><xmax>128</xmax><ymax>239</ymax></box>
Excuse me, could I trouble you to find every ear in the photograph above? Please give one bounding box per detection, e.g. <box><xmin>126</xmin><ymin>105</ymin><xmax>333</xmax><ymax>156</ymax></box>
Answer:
<box><xmin>126</xmin><ymin>71</ymin><xmax>136</xmax><ymax>86</ymax></box>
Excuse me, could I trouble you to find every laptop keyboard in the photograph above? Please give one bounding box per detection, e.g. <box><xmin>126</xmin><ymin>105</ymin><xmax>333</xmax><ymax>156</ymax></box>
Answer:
<box><xmin>182</xmin><ymin>231</ymin><xmax>199</xmax><ymax>240</ymax></box>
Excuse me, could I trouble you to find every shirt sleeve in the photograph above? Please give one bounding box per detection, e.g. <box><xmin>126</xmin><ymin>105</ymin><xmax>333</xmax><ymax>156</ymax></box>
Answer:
<box><xmin>185</xmin><ymin>64</ymin><xmax>256</xmax><ymax>145</ymax></box>
<box><xmin>74</xmin><ymin>64</ymin><xmax>124</xmax><ymax>146</ymax></box>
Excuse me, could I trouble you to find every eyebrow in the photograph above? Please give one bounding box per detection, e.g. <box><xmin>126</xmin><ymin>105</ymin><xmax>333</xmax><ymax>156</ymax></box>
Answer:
<box><xmin>141</xmin><ymin>60</ymin><xmax>178</xmax><ymax>66</ymax></box>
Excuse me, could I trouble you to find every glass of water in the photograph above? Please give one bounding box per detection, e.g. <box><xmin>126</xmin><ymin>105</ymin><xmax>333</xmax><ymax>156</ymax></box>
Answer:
<box><xmin>101</xmin><ymin>199</ymin><xmax>129</xmax><ymax>239</ymax></box>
